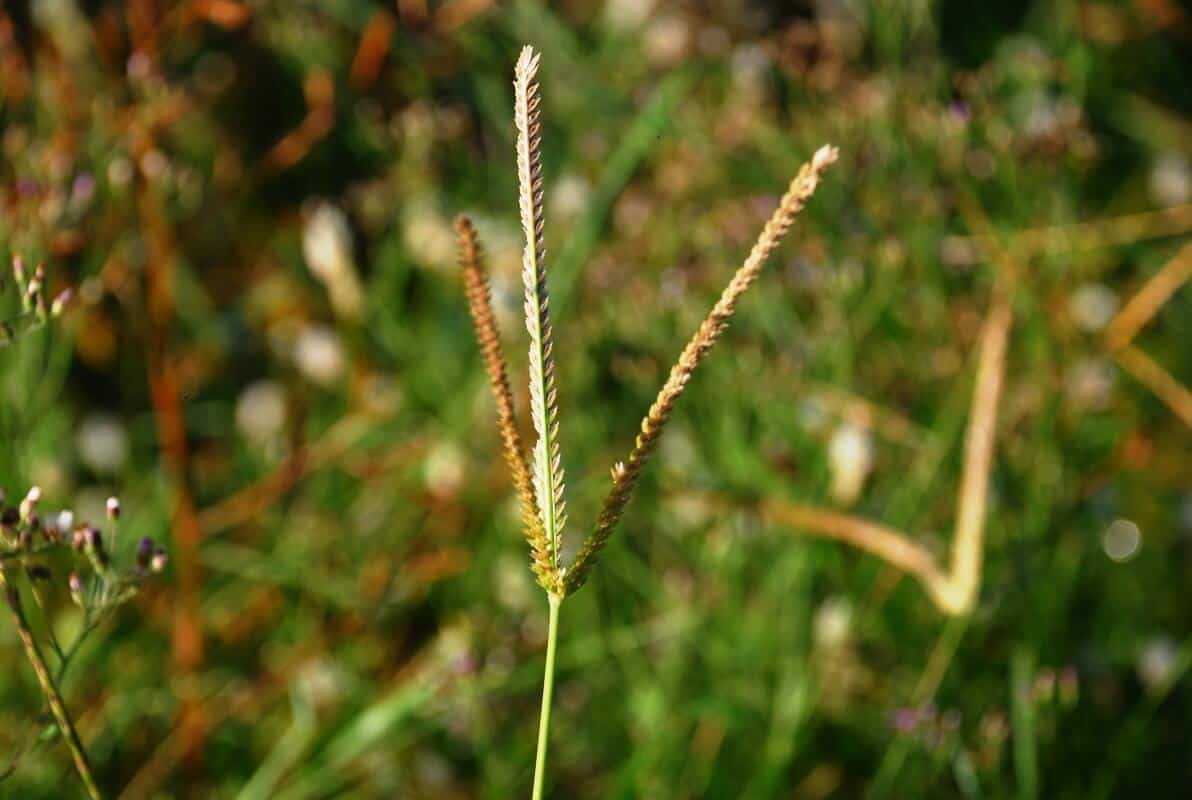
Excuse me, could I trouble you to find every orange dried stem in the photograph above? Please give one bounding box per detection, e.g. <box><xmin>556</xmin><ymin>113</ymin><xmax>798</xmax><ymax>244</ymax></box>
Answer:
<box><xmin>1104</xmin><ymin>240</ymin><xmax>1192</xmax><ymax>352</ymax></box>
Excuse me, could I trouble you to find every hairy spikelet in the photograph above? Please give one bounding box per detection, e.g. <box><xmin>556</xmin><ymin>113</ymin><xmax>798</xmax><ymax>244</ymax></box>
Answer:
<box><xmin>515</xmin><ymin>45</ymin><xmax>568</xmax><ymax>579</ymax></box>
<box><xmin>456</xmin><ymin>216</ymin><xmax>556</xmax><ymax>589</ymax></box>
<box><xmin>563</xmin><ymin>145</ymin><xmax>840</xmax><ymax>595</ymax></box>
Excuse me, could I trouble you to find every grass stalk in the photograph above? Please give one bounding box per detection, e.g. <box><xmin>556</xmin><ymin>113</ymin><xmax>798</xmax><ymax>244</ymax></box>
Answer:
<box><xmin>464</xmin><ymin>43</ymin><xmax>836</xmax><ymax>794</ymax></box>
<box><xmin>532</xmin><ymin>593</ymin><xmax>561</xmax><ymax>800</ymax></box>
<box><xmin>0</xmin><ymin>569</ymin><xmax>103</xmax><ymax>800</ymax></box>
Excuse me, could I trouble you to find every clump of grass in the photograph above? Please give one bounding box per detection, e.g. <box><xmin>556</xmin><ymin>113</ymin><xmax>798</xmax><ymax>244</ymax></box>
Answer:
<box><xmin>458</xmin><ymin>45</ymin><xmax>837</xmax><ymax>797</ymax></box>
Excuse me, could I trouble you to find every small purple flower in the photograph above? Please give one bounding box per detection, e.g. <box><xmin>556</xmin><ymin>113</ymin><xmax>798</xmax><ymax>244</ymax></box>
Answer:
<box><xmin>51</xmin><ymin>288</ymin><xmax>73</xmax><ymax>317</ymax></box>
<box><xmin>136</xmin><ymin>537</ymin><xmax>154</xmax><ymax>570</ymax></box>
<box><xmin>71</xmin><ymin>173</ymin><xmax>96</xmax><ymax>204</ymax></box>
<box><xmin>892</xmin><ymin>708</ymin><xmax>919</xmax><ymax>733</ymax></box>
<box><xmin>69</xmin><ymin>573</ymin><xmax>84</xmax><ymax>605</ymax></box>
<box><xmin>83</xmin><ymin>526</ymin><xmax>102</xmax><ymax>549</ymax></box>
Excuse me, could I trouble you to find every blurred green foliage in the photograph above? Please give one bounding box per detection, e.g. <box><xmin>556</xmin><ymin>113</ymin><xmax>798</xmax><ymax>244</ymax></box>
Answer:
<box><xmin>0</xmin><ymin>0</ymin><xmax>1189</xmax><ymax>797</ymax></box>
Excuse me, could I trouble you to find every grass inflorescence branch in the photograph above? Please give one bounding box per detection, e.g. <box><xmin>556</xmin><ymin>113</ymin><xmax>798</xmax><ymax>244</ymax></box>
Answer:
<box><xmin>456</xmin><ymin>216</ymin><xmax>555</xmax><ymax>592</ymax></box>
<box><xmin>515</xmin><ymin>45</ymin><xmax>569</xmax><ymax>583</ymax></box>
<box><xmin>564</xmin><ymin>143</ymin><xmax>839</xmax><ymax>594</ymax></box>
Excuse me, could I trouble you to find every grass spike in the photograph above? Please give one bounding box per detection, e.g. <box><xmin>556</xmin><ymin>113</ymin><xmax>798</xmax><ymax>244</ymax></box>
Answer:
<box><xmin>563</xmin><ymin>144</ymin><xmax>839</xmax><ymax>594</ymax></box>
<box><xmin>456</xmin><ymin>216</ymin><xmax>555</xmax><ymax>589</ymax></box>
<box><xmin>515</xmin><ymin>45</ymin><xmax>568</xmax><ymax>579</ymax></box>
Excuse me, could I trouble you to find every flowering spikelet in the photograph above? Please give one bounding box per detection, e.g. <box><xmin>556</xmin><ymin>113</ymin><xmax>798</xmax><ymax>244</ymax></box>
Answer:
<box><xmin>563</xmin><ymin>145</ymin><xmax>839</xmax><ymax>594</ymax></box>
<box><xmin>456</xmin><ymin>216</ymin><xmax>556</xmax><ymax>590</ymax></box>
<box><xmin>515</xmin><ymin>46</ymin><xmax>569</xmax><ymax>579</ymax></box>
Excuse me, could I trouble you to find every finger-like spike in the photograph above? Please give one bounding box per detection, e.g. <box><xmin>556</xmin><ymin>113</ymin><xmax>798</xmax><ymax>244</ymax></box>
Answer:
<box><xmin>563</xmin><ymin>145</ymin><xmax>839</xmax><ymax>595</ymax></box>
<box><xmin>456</xmin><ymin>216</ymin><xmax>555</xmax><ymax>589</ymax></box>
<box><xmin>516</xmin><ymin>46</ymin><xmax>569</xmax><ymax>581</ymax></box>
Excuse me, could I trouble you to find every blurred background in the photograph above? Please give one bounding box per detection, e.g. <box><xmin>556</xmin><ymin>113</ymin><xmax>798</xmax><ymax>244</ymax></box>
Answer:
<box><xmin>1</xmin><ymin>0</ymin><xmax>1190</xmax><ymax>797</ymax></box>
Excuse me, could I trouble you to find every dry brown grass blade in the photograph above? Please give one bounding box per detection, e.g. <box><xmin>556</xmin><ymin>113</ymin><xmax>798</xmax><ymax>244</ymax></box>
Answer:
<box><xmin>1104</xmin><ymin>239</ymin><xmax>1192</xmax><ymax>352</ymax></box>
<box><xmin>1115</xmin><ymin>344</ymin><xmax>1192</xmax><ymax>426</ymax></box>
<box><xmin>265</xmin><ymin>69</ymin><xmax>335</xmax><ymax>172</ymax></box>
<box><xmin>751</xmin><ymin>285</ymin><xmax>1011</xmax><ymax>615</ymax></box>
<box><xmin>939</xmin><ymin>288</ymin><xmax>1011</xmax><ymax>613</ymax></box>
<box><xmin>758</xmin><ymin>501</ymin><xmax>945</xmax><ymax>589</ymax></box>
<box><xmin>562</xmin><ymin>144</ymin><xmax>840</xmax><ymax>595</ymax></box>
<box><xmin>1101</xmin><ymin>239</ymin><xmax>1192</xmax><ymax>427</ymax></box>
<box><xmin>197</xmin><ymin>414</ymin><xmax>407</xmax><ymax>536</ymax></box>
<box><xmin>748</xmin><ymin>191</ymin><xmax>1015</xmax><ymax>615</ymax></box>
<box><xmin>945</xmin><ymin>203</ymin><xmax>1192</xmax><ymax>265</ymax></box>
<box><xmin>456</xmin><ymin>216</ymin><xmax>555</xmax><ymax>589</ymax></box>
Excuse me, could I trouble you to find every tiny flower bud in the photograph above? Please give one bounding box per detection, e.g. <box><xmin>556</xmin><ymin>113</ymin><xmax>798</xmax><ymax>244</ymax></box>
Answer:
<box><xmin>51</xmin><ymin>288</ymin><xmax>73</xmax><ymax>317</ymax></box>
<box><xmin>106</xmin><ymin>496</ymin><xmax>121</xmax><ymax>520</ymax></box>
<box><xmin>23</xmin><ymin>264</ymin><xmax>43</xmax><ymax>312</ymax></box>
<box><xmin>19</xmin><ymin>486</ymin><xmax>41</xmax><ymax>521</ymax></box>
<box><xmin>150</xmin><ymin>548</ymin><xmax>168</xmax><ymax>573</ymax></box>
<box><xmin>72</xmin><ymin>527</ymin><xmax>87</xmax><ymax>551</ymax></box>
<box><xmin>12</xmin><ymin>256</ymin><xmax>25</xmax><ymax>286</ymax></box>
<box><xmin>136</xmin><ymin>537</ymin><xmax>153</xmax><ymax>570</ymax></box>
<box><xmin>69</xmin><ymin>573</ymin><xmax>84</xmax><ymax>605</ymax></box>
<box><xmin>83</xmin><ymin>526</ymin><xmax>109</xmax><ymax>567</ymax></box>
<box><xmin>43</xmin><ymin>523</ymin><xmax>61</xmax><ymax>544</ymax></box>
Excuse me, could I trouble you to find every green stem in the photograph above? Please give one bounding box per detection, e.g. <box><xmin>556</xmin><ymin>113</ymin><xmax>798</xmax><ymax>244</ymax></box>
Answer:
<box><xmin>531</xmin><ymin>593</ymin><xmax>561</xmax><ymax>800</ymax></box>
<box><xmin>0</xmin><ymin>569</ymin><xmax>103</xmax><ymax>800</ymax></box>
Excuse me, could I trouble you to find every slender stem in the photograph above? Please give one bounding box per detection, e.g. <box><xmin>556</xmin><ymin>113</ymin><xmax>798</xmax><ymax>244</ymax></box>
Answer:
<box><xmin>57</xmin><ymin>613</ymin><xmax>100</xmax><ymax>686</ymax></box>
<box><xmin>0</xmin><ymin>569</ymin><xmax>104</xmax><ymax>799</ymax></box>
<box><xmin>531</xmin><ymin>593</ymin><xmax>561</xmax><ymax>800</ymax></box>
<box><xmin>29</xmin><ymin>580</ymin><xmax>66</xmax><ymax>664</ymax></box>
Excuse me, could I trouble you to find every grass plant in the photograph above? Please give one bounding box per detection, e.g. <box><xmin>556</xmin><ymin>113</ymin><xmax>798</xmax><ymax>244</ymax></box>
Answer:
<box><xmin>459</xmin><ymin>45</ymin><xmax>837</xmax><ymax>795</ymax></box>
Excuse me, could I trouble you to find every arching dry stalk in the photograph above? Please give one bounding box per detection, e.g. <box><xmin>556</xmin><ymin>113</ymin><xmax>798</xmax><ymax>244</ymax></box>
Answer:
<box><xmin>456</xmin><ymin>216</ymin><xmax>554</xmax><ymax>589</ymax></box>
<box><xmin>741</xmin><ymin>195</ymin><xmax>1015</xmax><ymax>616</ymax></box>
<box><xmin>1103</xmin><ymin>240</ymin><xmax>1192</xmax><ymax>426</ymax></box>
<box><xmin>1104</xmin><ymin>239</ymin><xmax>1192</xmax><ymax>353</ymax></box>
<box><xmin>1114</xmin><ymin>344</ymin><xmax>1192</xmax><ymax>427</ymax></box>
<box><xmin>944</xmin><ymin>202</ymin><xmax>1192</xmax><ymax>265</ymax></box>
<box><xmin>937</xmin><ymin>286</ymin><xmax>1010</xmax><ymax>613</ymax></box>
<box><xmin>563</xmin><ymin>144</ymin><xmax>839</xmax><ymax>594</ymax></box>
<box><xmin>735</xmin><ymin>282</ymin><xmax>1011</xmax><ymax>616</ymax></box>
<box><xmin>757</xmin><ymin>500</ymin><xmax>946</xmax><ymax>589</ymax></box>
